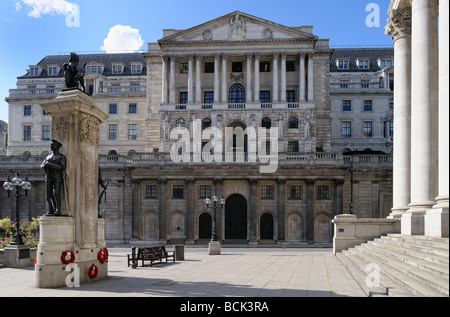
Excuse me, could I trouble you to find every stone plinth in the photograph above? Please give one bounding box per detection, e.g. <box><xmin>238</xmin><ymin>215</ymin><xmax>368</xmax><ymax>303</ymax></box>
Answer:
<box><xmin>208</xmin><ymin>241</ymin><xmax>221</xmax><ymax>255</ymax></box>
<box><xmin>425</xmin><ymin>208</ymin><xmax>449</xmax><ymax>238</ymax></box>
<box><xmin>4</xmin><ymin>244</ymin><xmax>31</xmax><ymax>268</ymax></box>
<box><xmin>35</xmin><ymin>90</ymin><xmax>109</xmax><ymax>288</ymax></box>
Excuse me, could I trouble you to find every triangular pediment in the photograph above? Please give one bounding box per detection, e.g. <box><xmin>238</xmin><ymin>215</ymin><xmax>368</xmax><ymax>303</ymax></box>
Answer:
<box><xmin>158</xmin><ymin>11</ymin><xmax>317</xmax><ymax>44</ymax></box>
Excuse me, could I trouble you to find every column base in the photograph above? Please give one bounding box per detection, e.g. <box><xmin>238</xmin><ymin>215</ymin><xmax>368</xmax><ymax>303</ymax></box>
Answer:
<box><xmin>387</xmin><ymin>207</ymin><xmax>409</xmax><ymax>219</ymax></box>
<box><xmin>425</xmin><ymin>207</ymin><xmax>449</xmax><ymax>237</ymax></box>
<box><xmin>208</xmin><ymin>241</ymin><xmax>221</xmax><ymax>255</ymax></box>
<box><xmin>401</xmin><ymin>210</ymin><xmax>426</xmax><ymax>235</ymax></box>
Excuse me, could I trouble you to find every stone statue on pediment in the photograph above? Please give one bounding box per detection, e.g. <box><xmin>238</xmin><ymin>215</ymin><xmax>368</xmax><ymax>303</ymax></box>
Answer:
<box><xmin>62</xmin><ymin>52</ymin><xmax>86</xmax><ymax>92</ymax></box>
<box><xmin>230</xmin><ymin>13</ymin><xmax>247</xmax><ymax>40</ymax></box>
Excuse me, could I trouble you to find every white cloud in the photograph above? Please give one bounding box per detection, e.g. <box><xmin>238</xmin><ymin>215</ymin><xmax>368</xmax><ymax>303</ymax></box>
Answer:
<box><xmin>101</xmin><ymin>25</ymin><xmax>144</xmax><ymax>53</ymax></box>
<box><xmin>15</xmin><ymin>0</ymin><xmax>77</xmax><ymax>18</ymax></box>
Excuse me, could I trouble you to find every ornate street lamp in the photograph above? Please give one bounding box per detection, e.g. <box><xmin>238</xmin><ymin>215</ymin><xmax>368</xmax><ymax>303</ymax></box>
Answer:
<box><xmin>3</xmin><ymin>173</ymin><xmax>32</xmax><ymax>245</ymax></box>
<box><xmin>204</xmin><ymin>195</ymin><xmax>225</xmax><ymax>242</ymax></box>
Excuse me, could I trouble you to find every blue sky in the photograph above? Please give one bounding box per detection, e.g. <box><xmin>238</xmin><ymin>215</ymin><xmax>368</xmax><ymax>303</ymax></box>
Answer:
<box><xmin>0</xmin><ymin>0</ymin><xmax>393</xmax><ymax>123</ymax></box>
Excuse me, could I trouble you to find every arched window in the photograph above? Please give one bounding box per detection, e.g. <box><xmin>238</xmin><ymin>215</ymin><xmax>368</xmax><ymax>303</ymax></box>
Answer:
<box><xmin>108</xmin><ymin>150</ymin><xmax>118</xmax><ymax>156</ymax></box>
<box><xmin>202</xmin><ymin>118</ymin><xmax>212</xmax><ymax>130</ymax></box>
<box><xmin>288</xmin><ymin>117</ymin><xmax>299</xmax><ymax>129</ymax></box>
<box><xmin>176</xmin><ymin>118</ymin><xmax>185</xmax><ymax>128</ymax></box>
<box><xmin>262</xmin><ymin>117</ymin><xmax>272</xmax><ymax>129</ymax></box>
<box><xmin>229</xmin><ymin>84</ymin><xmax>245</xmax><ymax>103</ymax></box>
<box><xmin>128</xmin><ymin>150</ymin><xmax>136</xmax><ymax>156</ymax></box>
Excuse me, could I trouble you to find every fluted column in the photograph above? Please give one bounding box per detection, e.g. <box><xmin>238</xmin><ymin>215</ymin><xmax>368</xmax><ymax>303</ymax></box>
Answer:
<box><xmin>405</xmin><ymin>0</ymin><xmax>439</xmax><ymax>235</ymax></box>
<box><xmin>186</xmin><ymin>178</ymin><xmax>195</xmax><ymax>242</ymax></box>
<box><xmin>280</xmin><ymin>53</ymin><xmax>287</xmax><ymax>102</ymax></box>
<box><xmin>277</xmin><ymin>178</ymin><xmax>286</xmax><ymax>242</ymax></box>
<box><xmin>221</xmin><ymin>54</ymin><xmax>228</xmax><ymax>103</ymax></box>
<box><xmin>272</xmin><ymin>53</ymin><xmax>279</xmax><ymax>103</ymax></box>
<box><xmin>254</xmin><ymin>53</ymin><xmax>260</xmax><ymax>102</ymax></box>
<box><xmin>307</xmin><ymin>54</ymin><xmax>314</xmax><ymax>101</ymax></box>
<box><xmin>195</xmin><ymin>55</ymin><xmax>202</xmax><ymax>104</ymax></box>
<box><xmin>299</xmin><ymin>54</ymin><xmax>306</xmax><ymax>101</ymax></box>
<box><xmin>214</xmin><ymin>54</ymin><xmax>220</xmax><ymax>104</ymax></box>
<box><xmin>161</xmin><ymin>55</ymin><xmax>168</xmax><ymax>104</ymax></box>
<box><xmin>169</xmin><ymin>55</ymin><xmax>176</xmax><ymax>104</ymax></box>
<box><xmin>158</xmin><ymin>177</ymin><xmax>167</xmax><ymax>242</ymax></box>
<box><xmin>385</xmin><ymin>5</ymin><xmax>412</xmax><ymax>219</ymax></box>
<box><xmin>246</xmin><ymin>54</ymin><xmax>253</xmax><ymax>103</ymax></box>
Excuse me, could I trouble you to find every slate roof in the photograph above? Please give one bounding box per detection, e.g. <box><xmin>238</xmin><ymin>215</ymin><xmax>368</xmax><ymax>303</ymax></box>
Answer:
<box><xmin>19</xmin><ymin>53</ymin><xmax>147</xmax><ymax>78</ymax></box>
<box><xmin>330</xmin><ymin>48</ymin><xmax>394</xmax><ymax>72</ymax></box>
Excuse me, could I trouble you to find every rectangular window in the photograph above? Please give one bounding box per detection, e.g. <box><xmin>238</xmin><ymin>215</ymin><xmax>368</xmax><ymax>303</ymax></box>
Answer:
<box><xmin>290</xmin><ymin>185</ymin><xmax>302</xmax><ymax>199</ymax></box>
<box><xmin>363</xmin><ymin>121</ymin><xmax>373</xmax><ymax>138</ymax></box>
<box><xmin>129</xmin><ymin>103</ymin><xmax>137</xmax><ymax>114</ymax></box>
<box><xmin>42</xmin><ymin>125</ymin><xmax>51</xmax><ymax>141</ymax></box>
<box><xmin>340</xmin><ymin>80</ymin><xmax>349</xmax><ymax>89</ymax></box>
<box><xmin>129</xmin><ymin>124</ymin><xmax>137</xmax><ymax>140</ymax></box>
<box><xmin>286</xmin><ymin>60</ymin><xmax>295</xmax><ymax>72</ymax></box>
<box><xmin>260</xmin><ymin>61</ymin><xmax>271</xmax><ymax>72</ymax></box>
<box><xmin>132</xmin><ymin>64</ymin><xmax>142</xmax><ymax>74</ymax></box>
<box><xmin>317</xmin><ymin>185</ymin><xmax>330</xmax><ymax>200</ymax></box>
<box><xmin>112</xmin><ymin>64</ymin><xmax>123</xmax><ymax>74</ymax></box>
<box><xmin>109</xmin><ymin>104</ymin><xmax>117</xmax><ymax>115</ymax></box>
<box><xmin>364</xmin><ymin>100</ymin><xmax>373</xmax><ymax>112</ymax></box>
<box><xmin>361</xmin><ymin>80</ymin><xmax>370</xmax><ymax>89</ymax></box>
<box><xmin>30</xmin><ymin>67</ymin><xmax>40</xmax><ymax>76</ymax></box>
<box><xmin>131</xmin><ymin>83</ymin><xmax>141</xmax><ymax>92</ymax></box>
<box><xmin>173</xmin><ymin>185</ymin><xmax>184</xmax><ymax>199</ymax></box>
<box><xmin>342</xmin><ymin>100</ymin><xmax>352</xmax><ymax>112</ymax></box>
<box><xmin>338</xmin><ymin>60</ymin><xmax>349</xmax><ymax>70</ymax></box>
<box><xmin>358</xmin><ymin>60</ymin><xmax>370</xmax><ymax>69</ymax></box>
<box><xmin>204</xmin><ymin>91</ymin><xmax>214</xmax><ymax>104</ymax></box>
<box><xmin>260</xmin><ymin>91</ymin><xmax>271</xmax><ymax>103</ymax></box>
<box><xmin>24</xmin><ymin>126</ymin><xmax>32</xmax><ymax>141</ymax></box>
<box><xmin>180</xmin><ymin>92</ymin><xmax>188</xmax><ymax>104</ymax></box>
<box><xmin>180</xmin><ymin>62</ymin><xmax>189</xmax><ymax>74</ymax></box>
<box><xmin>261</xmin><ymin>185</ymin><xmax>273</xmax><ymax>199</ymax></box>
<box><xmin>232</xmin><ymin>62</ymin><xmax>243</xmax><ymax>72</ymax></box>
<box><xmin>200</xmin><ymin>185</ymin><xmax>211</xmax><ymax>199</ymax></box>
<box><xmin>288</xmin><ymin>141</ymin><xmax>299</xmax><ymax>153</ymax></box>
<box><xmin>205</xmin><ymin>62</ymin><xmax>214</xmax><ymax>73</ymax></box>
<box><xmin>111</xmin><ymin>84</ymin><xmax>120</xmax><ymax>93</ymax></box>
<box><xmin>48</xmin><ymin>66</ymin><xmax>58</xmax><ymax>76</ymax></box>
<box><xmin>24</xmin><ymin>105</ymin><xmax>32</xmax><ymax>116</ymax></box>
<box><xmin>286</xmin><ymin>90</ymin><xmax>296</xmax><ymax>102</ymax></box>
<box><xmin>109</xmin><ymin>124</ymin><xmax>117</xmax><ymax>140</ymax></box>
<box><xmin>342</xmin><ymin>121</ymin><xmax>352</xmax><ymax>138</ymax></box>
<box><xmin>47</xmin><ymin>85</ymin><xmax>55</xmax><ymax>94</ymax></box>
<box><xmin>146</xmin><ymin>185</ymin><xmax>157</xmax><ymax>199</ymax></box>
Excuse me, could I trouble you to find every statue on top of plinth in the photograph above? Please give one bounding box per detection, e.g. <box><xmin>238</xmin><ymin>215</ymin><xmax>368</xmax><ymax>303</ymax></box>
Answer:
<box><xmin>41</xmin><ymin>139</ymin><xmax>66</xmax><ymax>216</ymax></box>
<box><xmin>62</xmin><ymin>52</ymin><xmax>86</xmax><ymax>93</ymax></box>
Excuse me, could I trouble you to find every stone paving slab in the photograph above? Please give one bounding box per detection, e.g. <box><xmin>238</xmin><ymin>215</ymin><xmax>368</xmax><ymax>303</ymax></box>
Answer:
<box><xmin>0</xmin><ymin>247</ymin><xmax>367</xmax><ymax>299</ymax></box>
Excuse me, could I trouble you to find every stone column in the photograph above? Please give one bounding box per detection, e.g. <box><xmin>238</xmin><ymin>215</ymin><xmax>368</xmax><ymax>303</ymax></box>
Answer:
<box><xmin>306</xmin><ymin>179</ymin><xmax>315</xmax><ymax>243</ymax></box>
<box><xmin>385</xmin><ymin>6</ymin><xmax>412</xmax><ymax>219</ymax></box>
<box><xmin>426</xmin><ymin>0</ymin><xmax>449</xmax><ymax>237</ymax></box>
<box><xmin>214</xmin><ymin>178</ymin><xmax>223</xmax><ymax>241</ymax></box>
<box><xmin>405</xmin><ymin>0</ymin><xmax>439</xmax><ymax>235</ymax></box>
<box><xmin>280</xmin><ymin>53</ymin><xmax>287</xmax><ymax>102</ymax></box>
<box><xmin>169</xmin><ymin>55</ymin><xmax>176</xmax><ymax>104</ymax></box>
<box><xmin>307</xmin><ymin>54</ymin><xmax>314</xmax><ymax>101</ymax></box>
<box><xmin>162</xmin><ymin>55</ymin><xmax>168</xmax><ymax>104</ymax></box>
<box><xmin>158</xmin><ymin>177</ymin><xmax>167</xmax><ymax>242</ymax></box>
<box><xmin>188</xmin><ymin>55</ymin><xmax>194</xmax><ymax>104</ymax></box>
<box><xmin>272</xmin><ymin>53</ymin><xmax>279</xmax><ymax>103</ymax></box>
<box><xmin>214</xmin><ymin>54</ymin><xmax>220</xmax><ymax>104</ymax></box>
<box><xmin>248</xmin><ymin>177</ymin><xmax>258</xmax><ymax>244</ymax></box>
<box><xmin>254</xmin><ymin>53</ymin><xmax>260</xmax><ymax>103</ymax></box>
<box><xmin>277</xmin><ymin>178</ymin><xmax>286</xmax><ymax>242</ymax></box>
<box><xmin>246</xmin><ymin>54</ymin><xmax>253</xmax><ymax>103</ymax></box>
<box><xmin>299</xmin><ymin>54</ymin><xmax>306</xmax><ymax>101</ymax></box>
<box><xmin>186</xmin><ymin>178</ymin><xmax>195</xmax><ymax>243</ymax></box>
<box><xmin>195</xmin><ymin>55</ymin><xmax>202</xmax><ymax>104</ymax></box>
<box><xmin>221</xmin><ymin>54</ymin><xmax>228</xmax><ymax>103</ymax></box>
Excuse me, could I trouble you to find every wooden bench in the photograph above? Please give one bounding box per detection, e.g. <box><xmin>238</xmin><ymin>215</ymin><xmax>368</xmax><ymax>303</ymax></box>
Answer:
<box><xmin>127</xmin><ymin>246</ymin><xmax>175</xmax><ymax>268</ymax></box>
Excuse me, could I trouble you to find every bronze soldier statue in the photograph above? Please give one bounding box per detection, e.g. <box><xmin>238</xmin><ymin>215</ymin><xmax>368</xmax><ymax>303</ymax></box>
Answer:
<box><xmin>41</xmin><ymin>140</ymin><xmax>66</xmax><ymax>216</ymax></box>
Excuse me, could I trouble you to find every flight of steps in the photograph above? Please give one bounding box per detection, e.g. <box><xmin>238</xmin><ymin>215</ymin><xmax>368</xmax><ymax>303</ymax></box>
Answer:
<box><xmin>336</xmin><ymin>234</ymin><xmax>449</xmax><ymax>297</ymax></box>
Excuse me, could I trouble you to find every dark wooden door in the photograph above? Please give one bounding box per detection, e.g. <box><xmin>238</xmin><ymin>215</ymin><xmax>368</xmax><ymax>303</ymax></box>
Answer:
<box><xmin>260</xmin><ymin>213</ymin><xmax>274</xmax><ymax>239</ymax></box>
<box><xmin>225</xmin><ymin>194</ymin><xmax>247</xmax><ymax>239</ymax></box>
<box><xmin>199</xmin><ymin>213</ymin><xmax>212</xmax><ymax>239</ymax></box>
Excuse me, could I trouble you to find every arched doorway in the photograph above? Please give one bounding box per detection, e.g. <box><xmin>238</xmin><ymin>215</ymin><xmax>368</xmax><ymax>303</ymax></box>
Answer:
<box><xmin>225</xmin><ymin>194</ymin><xmax>247</xmax><ymax>239</ymax></box>
<box><xmin>260</xmin><ymin>213</ymin><xmax>274</xmax><ymax>239</ymax></box>
<box><xmin>198</xmin><ymin>213</ymin><xmax>212</xmax><ymax>239</ymax></box>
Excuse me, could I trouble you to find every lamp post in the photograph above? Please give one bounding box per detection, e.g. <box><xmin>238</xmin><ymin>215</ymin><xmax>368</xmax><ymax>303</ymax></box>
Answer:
<box><xmin>3</xmin><ymin>173</ymin><xmax>32</xmax><ymax>245</ymax></box>
<box><xmin>205</xmin><ymin>195</ymin><xmax>224</xmax><ymax>255</ymax></box>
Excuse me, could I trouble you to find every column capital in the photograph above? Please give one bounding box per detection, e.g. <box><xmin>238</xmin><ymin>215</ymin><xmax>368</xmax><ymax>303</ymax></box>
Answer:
<box><xmin>334</xmin><ymin>179</ymin><xmax>345</xmax><ymax>185</ymax></box>
<box><xmin>186</xmin><ymin>177</ymin><xmax>195</xmax><ymax>185</ymax></box>
<box><xmin>385</xmin><ymin>6</ymin><xmax>412</xmax><ymax>41</ymax></box>
<box><xmin>158</xmin><ymin>177</ymin><xmax>167</xmax><ymax>185</ymax></box>
<box><xmin>249</xmin><ymin>177</ymin><xmax>258</xmax><ymax>185</ymax></box>
<box><xmin>306</xmin><ymin>179</ymin><xmax>316</xmax><ymax>185</ymax></box>
<box><xmin>214</xmin><ymin>177</ymin><xmax>223</xmax><ymax>185</ymax></box>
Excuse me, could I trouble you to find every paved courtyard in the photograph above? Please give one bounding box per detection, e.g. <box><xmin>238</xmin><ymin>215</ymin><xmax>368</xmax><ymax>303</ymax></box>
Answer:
<box><xmin>0</xmin><ymin>246</ymin><xmax>366</xmax><ymax>298</ymax></box>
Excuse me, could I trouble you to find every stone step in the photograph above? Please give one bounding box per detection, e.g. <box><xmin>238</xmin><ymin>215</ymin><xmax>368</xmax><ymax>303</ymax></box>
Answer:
<box><xmin>349</xmin><ymin>245</ymin><xmax>445</xmax><ymax>297</ymax></box>
<box><xmin>357</xmin><ymin>244</ymin><xmax>449</xmax><ymax>296</ymax></box>
<box><xmin>383</xmin><ymin>234</ymin><xmax>449</xmax><ymax>256</ymax></box>
<box><xmin>368</xmin><ymin>240</ymin><xmax>449</xmax><ymax>280</ymax></box>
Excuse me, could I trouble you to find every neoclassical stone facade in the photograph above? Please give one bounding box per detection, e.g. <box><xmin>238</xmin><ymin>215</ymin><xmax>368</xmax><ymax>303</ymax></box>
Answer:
<box><xmin>1</xmin><ymin>12</ymin><xmax>396</xmax><ymax>245</ymax></box>
<box><xmin>386</xmin><ymin>0</ymin><xmax>448</xmax><ymax>237</ymax></box>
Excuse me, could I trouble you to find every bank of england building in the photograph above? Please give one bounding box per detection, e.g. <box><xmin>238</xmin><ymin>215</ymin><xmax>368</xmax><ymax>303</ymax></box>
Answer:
<box><xmin>1</xmin><ymin>12</ymin><xmax>394</xmax><ymax>245</ymax></box>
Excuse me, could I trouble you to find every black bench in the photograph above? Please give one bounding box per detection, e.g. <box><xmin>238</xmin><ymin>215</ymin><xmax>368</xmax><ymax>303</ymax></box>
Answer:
<box><xmin>127</xmin><ymin>246</ymin><xmax>175</xmax><ymax>268</ymax></box>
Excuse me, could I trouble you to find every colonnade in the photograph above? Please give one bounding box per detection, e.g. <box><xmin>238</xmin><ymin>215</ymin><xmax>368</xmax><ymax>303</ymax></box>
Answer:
<box><xmin>161</xmin><ymin>52</ymin><xmax>315</xmax><ymax>105</ymax></box>
<box><xmin>386</xmin><ymin>0</ymin><xmax>448</xmax><ymax>237</ymax></box>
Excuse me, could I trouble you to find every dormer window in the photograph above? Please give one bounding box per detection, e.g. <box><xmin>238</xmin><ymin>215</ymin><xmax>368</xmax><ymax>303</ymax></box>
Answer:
<box><xmin>356</xmin><ymin>59</ymin><xmax>370</xmax><ymax>69</ymax></box>
<box><xmin>336</xmin><ymin>60</ymin><xmax>349</xmax><ymax>70</ymax></box>
<box><xmin>29</xmin><ymin>67</ymin><xmax>41</xmax><ymax>76</ymax></box>
<box><xmin>379</xmin><ymin>59</ymin><xmax>394</xmax><ymax>68</ymax></box>
<box><xmin>131</xmin><ymin>63</ymin><xmax>142</xmax><ymax>74</ymax></box>
<box><xmin>48</xmin><ymin>66</ymin><xmax>59</xmax><ymax>76</ymax></box>
<box><xmin>86</xmin><ymin>65</ymin><xmax>103</xmax><ymax>74</ymax></box>
<box><xmin>112</xmin><ymin>64</ymin><xmax>124</xmax><ymax>74</ymax></box>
